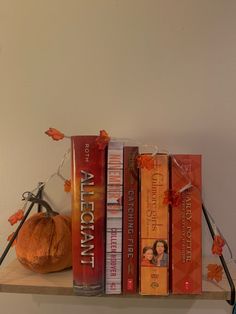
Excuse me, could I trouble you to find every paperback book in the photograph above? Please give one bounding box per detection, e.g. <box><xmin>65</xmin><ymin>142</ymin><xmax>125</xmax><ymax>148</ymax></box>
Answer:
<box><xmin>106</xmin><ymin>141</ymin><xmax>124</xmax><ymax>294</ymax></box>
<box><xmin>140</xmin><ymin>154</ymin><xmax>169</xmax><ymax>295</ymax></box>
<box><xmin>171</xmin><ymin>154</ymin><xmax>202</xmax><ymax>294</ymax></box>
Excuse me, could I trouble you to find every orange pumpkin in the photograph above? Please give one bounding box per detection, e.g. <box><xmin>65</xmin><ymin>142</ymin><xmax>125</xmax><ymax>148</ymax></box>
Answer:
<box><xmin>15</xmin><ymin>195</ymin><xmax>72</xmax><ymax>273</ymax></box>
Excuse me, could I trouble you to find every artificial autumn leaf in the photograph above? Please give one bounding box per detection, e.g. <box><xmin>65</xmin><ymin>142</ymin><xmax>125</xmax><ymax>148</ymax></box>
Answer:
<box><xmin>45</xmin><ymin>128</ymin><xmax>65</xmax><ymax>141</ymax></box>
<box><xmin>95</xmin><ymin>130</ymin><xmax>110</xmax><ymax>150</ymax></box>
<box><xmin>7</xmin><ymin>232</ymin><xmax>17</xmax><ymax>247</ymax></box>
<box><xmin>8</xmin><ymin>209</ymin><xmax>24</xmax><ymax>226</ymax></box>
<box><xmin>212</xmin><ymin>235</ymin><xmax>225</xmax><ymax>256</ymax></box>
<box><xmin>64</xmin><ymin>179</ymin><xmax>71</xmax><ymax>192</ymax></box>
<box><xmin>207</xmin><ymin>264</ymin><xmax>223</xmax><ymax>283</ymax></box>
<box><xmin>136</xmin><ymin>155</ymin><xmax>155</xmax><ymax>170</ymax></box>
<box><xmin>163</xmin><ymin>190</ymin><xmax>181</xmax><ymax>207</ymax></box>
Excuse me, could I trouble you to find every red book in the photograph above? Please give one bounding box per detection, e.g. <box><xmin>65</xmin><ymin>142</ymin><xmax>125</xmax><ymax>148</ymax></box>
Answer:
<box><xmin>171</xmin><ymin>155</ymin><xmax>202</xmax><ymax>294</ymax></box>
<box><xmin>122</xmin><ymin>146</ymin><xmax>139</xmax><ymax>294</ymax></box>
<box><xmin>71</xmin><ymin>136</ymin><xmax>106</xmax><ymax>296</ymax></box>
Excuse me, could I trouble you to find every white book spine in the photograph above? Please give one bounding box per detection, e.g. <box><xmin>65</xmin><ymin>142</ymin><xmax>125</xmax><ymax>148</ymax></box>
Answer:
<box><xmin>106</xmin><ymin>141</ymin><xmax>123</xmax><ymax>294</ymax></box>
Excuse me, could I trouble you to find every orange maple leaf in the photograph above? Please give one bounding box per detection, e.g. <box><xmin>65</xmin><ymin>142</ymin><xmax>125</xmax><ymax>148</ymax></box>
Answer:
<box><xmin>163</xmin><ymin>190</ymin><xmax>181</xmax><ymax>206</ymax></box>
<box><xmin>45</xmin><ymin>128</ymin><xmax>65</xmax><ymax>141</ymax></box>
<box><xmin>212</xmin><ymin>235</ymin><xmax>225</xmax><ymax>256</ymax></box>
<box><xmin>95</xmin><ymin>130</ymin><xmax>110</xmax><ymax>150</ymax></box>
<box><xmin>207</xmin><ymin>264</ymin><xmax>223</xmax><ymax>282</ymax></box>
<box><xmin>8</xmin><ymin>209</ymin><xmax>24</xmax><ymax>226</ymax></box>
<box><xmin>64</xmin><ymin>179</ymin><xmax>71</xmax><ymax>192</ymax></box>
<box><xmin>136</xmin><ymin>155</ymin><xmax>155</xmax><ymax>170</ymax></box>
<box><xmin>7</xmin><ymin>232</ymin><xmax>17</xmax><ymax>247</ymax></box>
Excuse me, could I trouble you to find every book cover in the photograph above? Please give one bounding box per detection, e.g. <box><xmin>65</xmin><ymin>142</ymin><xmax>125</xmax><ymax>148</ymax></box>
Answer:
<box><xmin>140</xmin><ymin>154</ymin><xmax>169</xmax><ymax>295</ymax></box>
<box><xmin>106</xmin><ymin>141</ymin><xmax>124</xmax><ymax>294</ymax></box>
<box><xmin>71</xmin><ymin>136</ymin><xmax>106</xmax><ymax>296</ymax></box>
<box><xmin>171</xmin><ymin>154</ymin><xmax>202</xmax><ymax>294</ymax></box>
<box><xmin>123</xmin><ymin>146</ymin><xmax>139</xmax><ymax>294</ymax></box>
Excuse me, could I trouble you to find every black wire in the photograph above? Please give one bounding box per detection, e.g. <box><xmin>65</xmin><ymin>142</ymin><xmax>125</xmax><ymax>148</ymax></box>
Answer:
<box><xmin>0</xmin><ymin>186</ymin><xmax>43</xmax><ymax>266</ymax></box>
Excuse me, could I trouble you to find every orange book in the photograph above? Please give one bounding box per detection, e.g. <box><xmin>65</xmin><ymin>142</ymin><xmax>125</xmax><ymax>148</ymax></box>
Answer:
<box><xmin>140</xmin><ymin>154</ymin><xmax>169</xmax><ymax>295</ymax></box>
<box><xmin>171</xmin><ymin>155</ymin><xmax>202</xmax><ymax>294</ymax></box>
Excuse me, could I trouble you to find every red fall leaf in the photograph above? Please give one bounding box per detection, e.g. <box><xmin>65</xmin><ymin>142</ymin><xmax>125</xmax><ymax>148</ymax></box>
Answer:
<box><xmin>95</xmin><ymin>130</ymin><xmax>110</xmax><ymax>150</ymax></box>
<box><xmin>7</xmin><ymin>232</ymin><xmax>17</xmax><ymax>247</ymax></box>
<box><xmin>64</xmin><ymin>179</ymin><xmax>71</xmax><ymax>192</ymax></box>
<box><xmin>163</xmin><ymin>190</ymin><xmax>181</xmax><ymax>206</ymax></box>
<box><xmin>136</xmin><ymin>155</ymin><xmax>155</xmax><ymax>170</ymax></box>
<box><xmin>45</xmin><ymin>128</ymin><xmax>65</xmax><ymax>141</ymax></box>
<box><xmin>207</xmin><ymin>264</ymin><xmax>223</xmax><ymax>283</ymax></box>
<box><xmin>8</xmin><ymin>209</ymin><xmax>24</xmax><ymax>226</ymax></box>
<box><xmin>212</xmin><ymin>235</ymin><xmax>225</xmax><ymax>256</ymax></box>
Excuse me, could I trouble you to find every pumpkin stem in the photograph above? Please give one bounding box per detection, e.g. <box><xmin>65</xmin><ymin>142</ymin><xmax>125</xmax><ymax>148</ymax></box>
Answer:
<box><xmin>22</xmin><ymin>192</ymin><xmax>59</xmax><ymax>217</ymax></box>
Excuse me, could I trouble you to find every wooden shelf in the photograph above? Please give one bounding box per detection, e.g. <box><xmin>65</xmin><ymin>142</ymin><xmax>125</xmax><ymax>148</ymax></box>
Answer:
<box><xmin>0</xmin><ymin>257</ymin><xmax>235</xmax><ymax>299</ymax></box>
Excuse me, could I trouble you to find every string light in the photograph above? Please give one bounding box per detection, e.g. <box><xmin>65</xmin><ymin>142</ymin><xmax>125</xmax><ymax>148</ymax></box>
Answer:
<box><xmin>7</xmin><ymin>127</ymin><xmax>236</xmax><ymax>275</ymax></box>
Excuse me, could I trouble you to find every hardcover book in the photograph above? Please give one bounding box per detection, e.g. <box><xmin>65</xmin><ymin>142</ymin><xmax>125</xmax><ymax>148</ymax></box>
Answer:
<box><xmin>171</xmin><ymin>155</ymin><xmax>202</xmax><ymax>294</ymax></box>
<box><xmin>123</xmin><ymin>146</ymin><xmax>139</xmax><ymax>294</ymax></box>
<box><xmin>140</xmin><ymin>154</ymin><xmax>169</xmax><ymax>295</ymax></box>
<box><xmin>71</xmin><ymin>136</ymin><xmax>106</xmax><ymax>296</ymax></box>
<box><xmin>106</xmin><ymin>141</ymin><xmax>124</xmax><ymax>294</ymax></box>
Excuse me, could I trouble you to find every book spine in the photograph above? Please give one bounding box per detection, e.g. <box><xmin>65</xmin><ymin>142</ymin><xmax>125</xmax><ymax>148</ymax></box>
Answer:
<box><xmin>140</xmin><ymin>154</ymin><xmax>169</xmax><ymax>295</ymax></box>
<box><xmin>171</xmin><ymin>155</ymin><xmax>202</xmax><ymax>294</ymax></box>
<box><xmin>71</xmin><ymin>136</ymin><xmax>106</xmax><ymax>296</ymax></box>
<box><xmin>106</xmin><ymin>141</ymin><xmax>124</xmax><ymax>294</ymax></box>
<box><xmin>122</xmin><ymin>146</ymin><xmax>139</xmax><ymax>294</ymax></box>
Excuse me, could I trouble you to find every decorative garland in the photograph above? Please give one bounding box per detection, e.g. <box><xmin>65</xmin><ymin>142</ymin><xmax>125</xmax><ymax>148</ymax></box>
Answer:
<box><xmin>6</xmin><ymin>127</ymin><xmax>229</xmax><ymax>283</ymax></box>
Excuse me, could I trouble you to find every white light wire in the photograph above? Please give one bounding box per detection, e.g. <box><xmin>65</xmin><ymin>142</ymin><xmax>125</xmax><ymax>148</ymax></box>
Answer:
<box><xmin>21</xmin><ymin>148</ymin><xmax>71</xmax><ymax>209</ymax></box>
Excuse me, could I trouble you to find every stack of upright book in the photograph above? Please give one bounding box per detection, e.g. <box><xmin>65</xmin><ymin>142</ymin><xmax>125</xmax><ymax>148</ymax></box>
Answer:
<box><xmin>71</xmin><ymin>134</ymin><xmax>202</xmax><ymax>296</ymax></box>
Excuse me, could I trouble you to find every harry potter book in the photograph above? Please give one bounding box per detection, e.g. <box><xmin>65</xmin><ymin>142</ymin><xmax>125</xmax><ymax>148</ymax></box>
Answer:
<box><xmin>171</xmin><ymin>155</ymin><xmax>202</xmax><ymax>294</ymax></box>
<box><xmin>71</xmin><ymin>136</ymin><xmax>106</xmax><ymax>296</ymax></box>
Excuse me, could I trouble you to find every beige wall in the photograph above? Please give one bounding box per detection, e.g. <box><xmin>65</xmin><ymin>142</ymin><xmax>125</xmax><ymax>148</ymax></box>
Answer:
<box><xmin>0</xmin><ymin>0</ymin><xmax>236</xmax><ymax>313</ymax></box>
